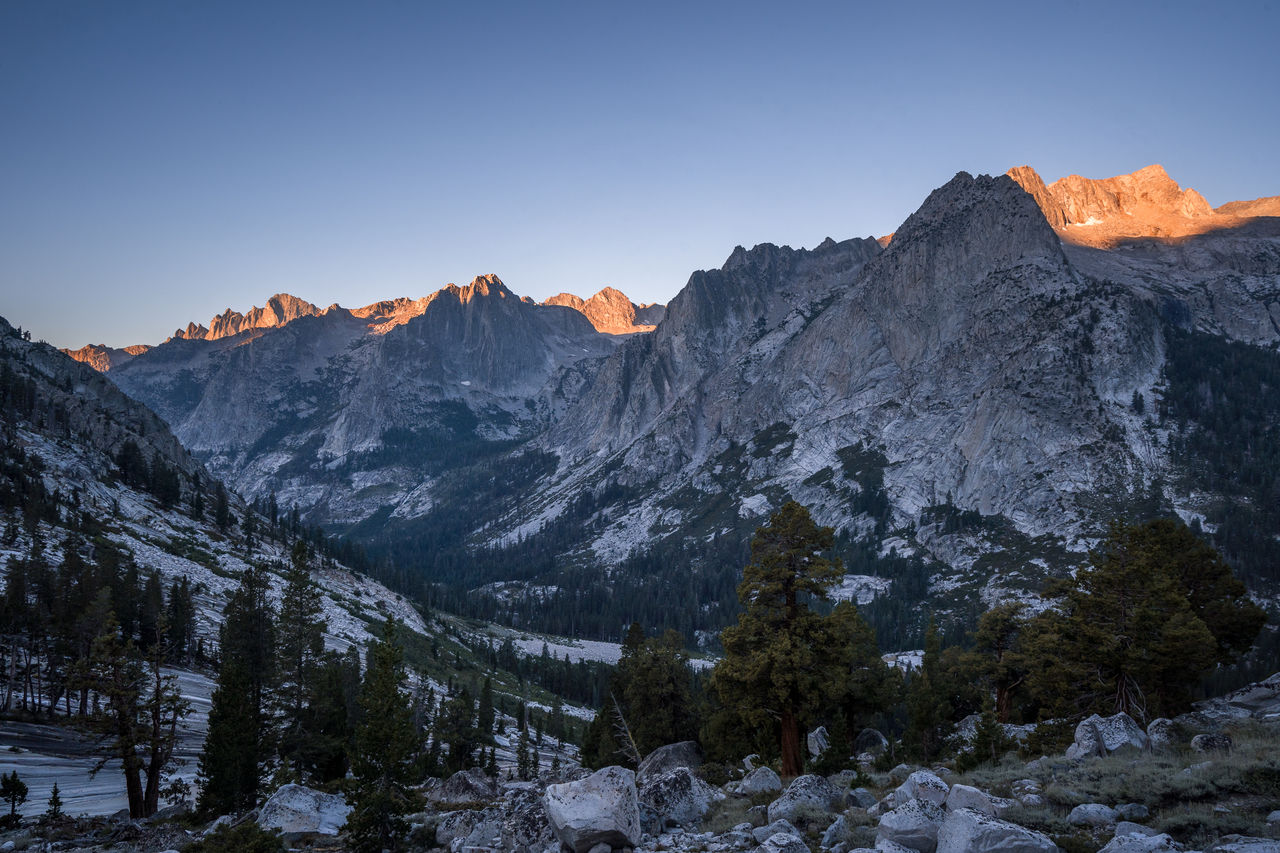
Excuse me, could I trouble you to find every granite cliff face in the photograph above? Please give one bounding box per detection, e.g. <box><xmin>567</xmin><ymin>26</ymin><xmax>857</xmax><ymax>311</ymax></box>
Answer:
<box><xmin>78</xmin><ymin>165</ymin><xmax>1280</xmax><ymax>630</ymax></box>
<box><xmin>106</xmin><ymin>276</ymin><xmax>624</xmax><ymax>524</ymax></box>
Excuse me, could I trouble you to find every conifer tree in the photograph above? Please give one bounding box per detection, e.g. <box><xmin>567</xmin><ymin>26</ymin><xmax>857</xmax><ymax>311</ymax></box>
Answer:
<box><xmin>43</xmin><ymin>781</ymin><xmax>62</xmax><ymax>822</ymax></box>
<box><xmin>477</xmin><ymin>677</ymin><xmax>495</xmax><ymax>743</ymax></box>
<box><xmin>1</xmin><ymin>771</ymin><xmax>27</xmax><ymax>825</ymax></box>
<box><xmin>711</xmin><ymin>501</ymin><xmax>852</xmax><ymax>777</ymax></box>
<box><xmin>904</xmin><ymin>618</ymin><xmax>950</xmax><ymax>761</ymax></box>
<box><xmin>346</xmin><ymin>618</ymin><xmax>420</xmax><ymax>853</ymax></box>
<box><xmin>197</xmin><ymin>567</ymin><xmax>275</xmax><ymax>814</ymax></box>
<box><xmin>275</xmin><ymin>542</ymin><xmax>326</xmax><ymax>777</ymax></box>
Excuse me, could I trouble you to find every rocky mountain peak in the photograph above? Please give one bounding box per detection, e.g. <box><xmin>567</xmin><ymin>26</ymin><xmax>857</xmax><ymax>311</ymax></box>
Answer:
<box><xmin>544</xmin><ymin>287</ymin><xmax>663</xmax><ymax>334</ymax></box>
<box><xmin>1004</xmin><ymin>163</ymin><xmax>1244</xmax><ymax>246</ymax></box>
<box><xmin>61</xmin><ymin>342</ymin><xmax>152</xmax><ymax>372</ymax></box>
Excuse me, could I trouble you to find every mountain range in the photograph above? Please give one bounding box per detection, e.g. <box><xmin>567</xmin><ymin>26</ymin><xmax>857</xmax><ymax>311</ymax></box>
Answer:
<box><xmin>60</xmin><ymin>164</ymin><xmax>1280</xmax><ymax>643</ymax></box>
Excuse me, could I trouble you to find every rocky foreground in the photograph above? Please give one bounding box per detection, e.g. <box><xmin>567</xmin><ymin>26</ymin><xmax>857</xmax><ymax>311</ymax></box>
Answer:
<box><xmin>4</xmin><ymin>674</ymin><xmax>1279</xmax><ymax>853</ymax></box>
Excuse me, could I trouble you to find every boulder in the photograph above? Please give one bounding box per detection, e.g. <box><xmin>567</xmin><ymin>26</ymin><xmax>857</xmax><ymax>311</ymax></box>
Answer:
<box><xmin>1115</xmin><ymin>804</ymin><xmax>1150</xmax><ymax>822</ymax></box>
<box><xmin>431</xmin><ymin>766</ymin><xmax>499</xmax><ymax>806</ymax></box>
<box><xmin>850</xmin><ymin>788</ymin><xmax>879</xmax><ymax>809</ymax></box>
<box><xmin>747</xmin><ymin>804</ymin><xmax>770</xmax><ymax>826</ymax></box>
<box><xmin>1265</xmin><ymin>809</ymin><xmax>1280</xmax><ymax>827</ymax></box>
<box><xmin>543</xmin><ymin>766</ymin><xmax>641</xmax><ymax>853</ymax></box>
<box><xmin>1068</xmin><ymin>804</ymin><xmax>1120</xmax><ymax>828</ymax></box>
<box><xmin>809</xmin><ymin>726</ymin><xmax>832</xmax><ymax>759</ymax></box>
<box><xmin>767</xmin><ymin>774</ymin><xmax>843</xmax><ymax>826</ymax></box>
<box><xmin>763</xmin><ymin>831</ymin><xmax>811</xmax><ymax>853</ymax></box>
<box><xmin>889</xmin><ymin>764</ymin><xmax>917</xmax><ymax>785</ymax></box>
<box><xmin>944</xmin><ymin>784</ymin><xmax>994</xmax><ymax>816</ymax></box>
<box><xmin>740</xmin><ymin>766</ymin><xmax>783</xmax><ymax>796</ymax></box>
<box><xmin>434</xmin><ymin>810</ymin><xmax>486</xmax><ymax>849</ymax></box>
<box><xmin>1211</xmin><ymin>836</ymin><xmax>1280</xmax><ymax>853</ymax></box>
<box><xmin>638</xmin><ymin>766</ymin><xmax>725</xmax><ymax>828</ymax></box>
<box><xmin>1097</xmin><ymin>833</ymin><xmax>1183</xmax><ymax>853</ymax></box>
<box><xmin>637</xmin><ymin>741</ymin><xmax>703</xmax><ymax>783</ymax></box>
<box><xmin>1191</xmin><ymin>733</ymin><xmax>1233</xmax><ymax>753</ymax></box>
<box><xmin>1147</xmin><ymin>718</ymin><xmax>1178</xmax><ymax>750</ymax></box>
<box><xmin>896</xmin><ymin>770</ymin><xmax>950</xmax><ymax>807</ymax></box>
<box><xmin>1116</xmin><ymin>822</ymin><xmax>1160</xmax><ymax>837</ymax></box>
<box><xmin>855</xmin><ymin>728</ymin><xmax>891</xmax><ymax>756</ymax></box>
<box><xmin>1065</xmin><ymin>713</ymin><xmax>1149</xmax><ymax>759</ymax></box>
<box><xmin>754</xmin><ymin>819</ymin><xmax>803</xmax><ymax>844</ymax></box>
<box><xmin>935</xmin><ymin>807</ymin><xmax>1057</xmax><ymax>853</ymax></box>
<box><xmin>499</xmin><ymin>785</ymin><xmax>556</xmax><ymax>851</ymax></box>
<box><xmin>877</xmin><ymin>799</ymin><xmax>945</xmax><ymax>853</ymax></box>
<box><xmin>824</xmin><ymin>815</ymin><xmax>854</xmax><ymax>849</ymax></box>
<box><xmin>1018</xmin><ymin>794</ymin><xmax>1045</xmax><ymax>808</ymax></box>
<box><xmin>830</xmin><ymin>769</ymin><xmax>860</xmax><ymax>790</ymax></box>
<box><xmin>256</xmin><ymin>783</ymin><xmax>352</xmax><ymax>838</ymax></box>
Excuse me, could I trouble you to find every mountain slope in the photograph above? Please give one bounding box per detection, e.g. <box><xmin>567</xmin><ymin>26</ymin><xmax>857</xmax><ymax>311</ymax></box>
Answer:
<box><xmin>103</xmin><ymin>276</ymin><xmax>623</xmax><ymax>525</ymax></box>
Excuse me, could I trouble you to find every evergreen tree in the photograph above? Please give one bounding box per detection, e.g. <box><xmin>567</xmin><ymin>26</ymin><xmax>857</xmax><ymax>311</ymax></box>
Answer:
<box><xmin>198</xmin><ymin>660</ymin><xmax>258</xmax><ymax>815</ymax></box>
<box><xmin>43</xmin><ymin>781</ymin><xmax>62</xmax><ymax>822</ymax></box>
<box><xmin>197</xmin><ymin>567</ymin><xmax>275</xmax><ymax>814</ymax></box>
<box><xmin>903</xmin><ymin>618</ymin><xmax>950</xmax><ymax>761</ymax></box>
<box><xmin>275</xmin><ymin>542</ymin><xmax>327</xmax><ymax>778</ymax></box>
<box><xmin>477</xmin><ymin>677</ymin><xmax>495</xmax><ymax>743</ymax></box>
<box><xmin>1</xmin><ymin>771</ymin><xmax>27</xmax><ymax>824</ymax></box>
<box><xmin>437</xmin><ymin>686</ymin><xmax>479</xmax><ymax>774</ymax></box>
<box><xmin>1028</xmin><ymin>519</ymin><xmax>1264</xmax><ymax>720</ymax></box>
<box><xmin>346</xmin><ymin>619</ymin><xmax>420</xmax><ymax>853</ymax></box>
<box><xmin>710</xmin><ymin>501</ymin><xmax>851</xmax><ymax>777</ymax></box>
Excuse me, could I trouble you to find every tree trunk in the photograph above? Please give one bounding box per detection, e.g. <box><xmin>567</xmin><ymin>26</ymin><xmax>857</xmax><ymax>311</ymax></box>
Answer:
<box><xmin>780</xmin><ymin>707</ymin><xmax>802</xmax><ymax>778</ymax></box>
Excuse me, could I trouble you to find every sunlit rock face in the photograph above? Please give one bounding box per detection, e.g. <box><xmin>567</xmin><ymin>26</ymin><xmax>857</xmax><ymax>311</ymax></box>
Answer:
<box><xmin>62</xmin><ymin>342</ymin><xmax>151</xmax><ymax>372</ymax></box>
<box><xmin>544</xmin><ymin>287</ymin><xmax>666</xmax><ymax>334</ymax></box>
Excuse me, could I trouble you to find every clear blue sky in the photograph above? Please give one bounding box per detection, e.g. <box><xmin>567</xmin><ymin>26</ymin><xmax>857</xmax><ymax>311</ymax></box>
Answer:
<box><xmin>3</xmin><ymin>0</ymin><xmax>1278</xmax><ymax>348</ymax></box>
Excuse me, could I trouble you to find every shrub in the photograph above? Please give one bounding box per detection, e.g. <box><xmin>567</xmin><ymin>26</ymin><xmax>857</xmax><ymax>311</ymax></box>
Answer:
<box><xmin>185</xmin><ymin>822</ymin><xmax>286</xmax><ymax>853</ymax></box>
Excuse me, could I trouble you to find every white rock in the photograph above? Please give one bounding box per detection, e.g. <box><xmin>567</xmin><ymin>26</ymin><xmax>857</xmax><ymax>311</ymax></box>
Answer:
<box><xmin>877</xmin><ymin>799</ymin><xmax>945</xmax><ymax>853</ymax></box>
<box><xmin>638</xmin><ymin>766</ymin><xmax>724</xmax><ymax>828</ymax></box>
<box><xmin>767</xmin><ymin>774</ymin><xmax>842</xmax><ymax>826</ymax></box>
<box><xmin>935</xmin><ymin>807</ymin><xmax>1058</xmax><ymax>853</ymax></box>
<box><xmin>896</xmin><ymin>770</ymin><xmax>950</xmax><ymax>807</ymax></box>
<box><xmin>1097</xmin><ymin>833</ymin><xmax>1183</xmax><ymax>853</ymax></box>
<box><xmin>1065</xmin><ymin>713</ymin><xmax>1149</xmax><ymax>759</ymax></box>
<box><xmin>1068</xmin><ymin>803</ymin><xmax>1120</xmax><ymax>828</ymax></box>
<box><xmin>944</xmin><ymin>784</ymin><xmax>994</xmax><ymax>816</ymax></box>
<box><xmin>754</xmin><ymin>819</ymin><xmax>803</xmax><ymax>844</ymax></box>
<box><xmin>763</xmin><ymin>831</ymin><xmax>811</xmax><ymax>853</ymax></box>
<box><xmin>257</xmin><ymin>783</ymin><xmax>352</xmax><ymax>837</ymax></box>
<box><xmin>637</xmin><ymin>741</ymin><xmax>703</xmax><ymax>783</ymax></box>
<box><xmin>739</xmin><ymin>766</ymin><xmax>783</xmax><ymax>796</ymax></box>
<box><xmin>1210</xmin><ymin>837</ymin><xmax>1280</xmax><ymax>853</ymax></box>
<box><xmin>543</xmin><ymin>766</ymin><xmax>641</xmax><ymax>853</ymax></box>
<box><xmin>809</xmin><ymin>726</ymin><xmax>832</xmax><ymax>759</ymax></box>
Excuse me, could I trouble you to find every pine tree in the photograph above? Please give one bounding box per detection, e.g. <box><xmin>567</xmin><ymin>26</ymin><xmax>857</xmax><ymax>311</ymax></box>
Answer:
<box><xmin>477</xmin><ymin>677</ymin><xmax>495</xmax><ymax>743</ymax></box>
<box><xmin>43</xmin><ymin>781</ymin><xmax>62</xmax><ymax>822</ymax></box>
<box><xmin>274</xmin><ymin>542</ymin><xmax>326</xmax><ymax>778</ymax></box>
<box><xmin>710</xmin><ymin>501</ymin><xmax>852</xmax><ymax>777</ymax></box>
<box><xmin>1</xmin><ymin>771</ymin><xmax>27</xmax><ymax>825</ymax></box>
<box><xmin>903</xmin><ymin>618</ymin><xmax>950</xmax><ymax>761</ymax></box>
<box><xmin>346</xmin><ymin>619</ymin><xmax>420</xmax><ymax>853</ymax></box>
<box><xmin>196</xmin><ymin>567</ymin><xmax>275</xmax><ymax>815</ymax></box>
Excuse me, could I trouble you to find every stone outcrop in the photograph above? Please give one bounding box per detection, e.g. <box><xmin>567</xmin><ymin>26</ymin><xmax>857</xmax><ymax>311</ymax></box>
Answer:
<box><xmin>1065</xmin><ymin>713</ymin><xmax>1149</xmax><ymax>759</ymax></box>
<box><xmin>543</xmin><ymin>766</ymin><xmax>641</xmax><ymax>853</ymax></box>
<box><xmin>935</xmin><ymin>807</ymin><xmax>1058</xmax><ymax>853</ymax></box>
<box><xmin>738</xmin><ymin>766</ymin><xmax>783</xmax><ymax>796</ymax></box>
<box><xmin>877</xmin><ymin>799</ymin><xmax>945</xmax><ymax>853</ymax></box>
<box><xmin>766</xmin><ymin>774</ymin><xmax>843</xmax><ymax>826</ymax></box>
<box><xmin>256</xmin><ymin>783</ymin><xmax>351</xmax><ymax>838</ymax></box>
<box><xmin>637</xmin><ymin>766</ymin><xmax>724</xmax><ymax>828</ymax></box>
